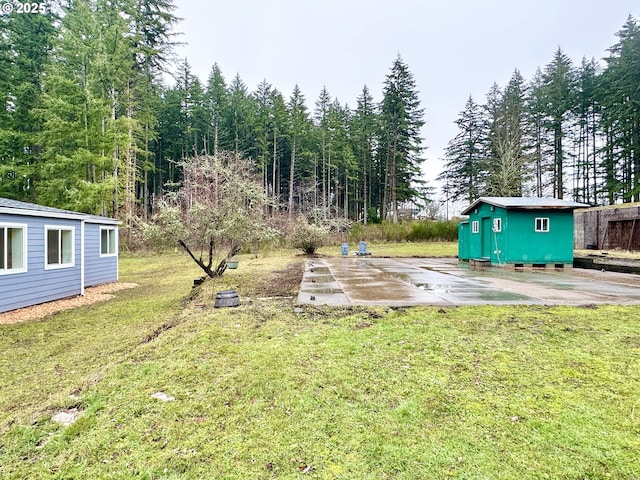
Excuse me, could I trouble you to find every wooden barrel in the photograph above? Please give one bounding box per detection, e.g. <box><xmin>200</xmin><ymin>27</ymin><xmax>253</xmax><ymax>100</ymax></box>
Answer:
<box><xmin>214</xmin><ymin>289</ymin><xmax>240</xmax><ymax>308</ymax></box>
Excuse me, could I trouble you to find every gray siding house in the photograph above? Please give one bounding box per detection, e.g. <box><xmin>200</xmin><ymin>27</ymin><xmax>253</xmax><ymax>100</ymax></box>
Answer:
<box><xmin>0</xmin><ymin>198</ymin><xmax>119</xmax><ymax>313</ymax></box>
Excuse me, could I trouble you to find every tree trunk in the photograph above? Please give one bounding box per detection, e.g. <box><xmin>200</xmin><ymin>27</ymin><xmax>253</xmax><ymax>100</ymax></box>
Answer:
<box><xmin>288</xmin><ymin>137</ymin><xmax>296</xmax><ymax>217</ymax></box>
<box><xmin>554</xmin><ymin>122</ymin><xmax>563</xmax><ymax>199</ymax></box>
<box><xmin>178</xmin><ymin>240</ymin><xmax>241</xmax><ymax>278</ymax></box>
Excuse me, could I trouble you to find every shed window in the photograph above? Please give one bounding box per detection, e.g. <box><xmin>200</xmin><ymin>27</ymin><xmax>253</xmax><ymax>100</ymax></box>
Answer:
<box><xmin>493</xmin><ymin>218</ymin><xmax>502</xmax><ymax>232</ymax></box>
<box><xmin>45</xmin><ymin>226</ymin><xmax>74</xmax><ymax>268</ymax></box>
<box><xmin>100</xmin><ymin>227</ymin><xmax>117</xmax><ymax>256</ymax></box>
<box><xmin>0</xmin><ymin>224</ymin><xmax>27</xmax><ymax>274</ymax></box>
<box><xmin>535</xmin><ymin>217</ymin><xmax>549</xmax><ymax>232</ymax></box>
<box><xmin>472</xmin><ymin>221</ymin><xmax>479</xmax><ymax>234</ymax></box>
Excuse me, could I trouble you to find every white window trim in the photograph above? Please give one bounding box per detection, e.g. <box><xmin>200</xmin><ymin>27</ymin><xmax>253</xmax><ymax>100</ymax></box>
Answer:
<box><xmin>472</xmin><ymin>221</ymin><xmax>479</xmax><ymax>234</ymax></box>
<box><xmin>0</xmin><ymin>222</ymin><xmax>28</xmax><ymax>275</ymax></box>
<box><xmin>493</xmin><ymin>218</ymin><xmax>502</xmax><ymax>232</ymax></box>
<box><xmin>535</xmin><ymin>217</ymin><xmax>550</xmax><ymax>233</ymax></box>
<box><xmin>44</xmin><ymin>225</ymin><xmax>75</xmax><ymax>270</ymax></box>
<box><xmin>100</xmin><ymin>226</ymin><xmax>118</xmax><ymax>257</ymax></box>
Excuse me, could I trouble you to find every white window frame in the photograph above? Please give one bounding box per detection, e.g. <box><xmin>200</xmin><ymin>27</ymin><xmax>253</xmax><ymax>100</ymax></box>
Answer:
<box><xmin>535</xmin><ymin>217</ymin><xmax>550</xmax><ymax>232</ymax></box>
<box><xmin>100</xmin><ymin>226</ymin><xmax>118</xmax><ymax>257</ymax></box>
<box><xmin>493</xmin><ymin>218</ymin><xmax>502</xmax><ymax>232</ymax></box>
<box><xmin>0</xmin><ymin>223</ymin><xmax>28</xmax><ymax>275</ymax></box>
<box><xmin>472</xmin><ymin>220</ymin><xmax>479</xmax><ymax>234</ymax></box>
<box><xmin>45</xmin><ymin>225</ymin><xmax>75</xmax><ymax>270</ymax></box>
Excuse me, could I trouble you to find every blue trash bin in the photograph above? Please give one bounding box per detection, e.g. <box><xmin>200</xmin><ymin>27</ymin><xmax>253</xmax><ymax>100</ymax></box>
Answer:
<box><xmin>359</xmin><ymin>241</ymin><xmax>367</xmax><ymax>254</ymax></box>
<box><xmin>341</xmin><ymin>243</ymin><xmax>349</xmax><ymax>255</ymax></box>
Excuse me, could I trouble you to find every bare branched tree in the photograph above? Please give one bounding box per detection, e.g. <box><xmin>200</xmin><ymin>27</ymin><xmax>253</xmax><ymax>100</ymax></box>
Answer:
<box><xmin>140</xmin><ymin>152</ymin><xmax>278</xmax><ymax>277</ymax></box>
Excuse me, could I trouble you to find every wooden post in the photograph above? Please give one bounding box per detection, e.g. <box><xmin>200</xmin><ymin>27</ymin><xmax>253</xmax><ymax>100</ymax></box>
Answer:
<box><xmin>628</xmin><ymin>218</ymin><xmax>638</xmax><ymax>251</ymax></box>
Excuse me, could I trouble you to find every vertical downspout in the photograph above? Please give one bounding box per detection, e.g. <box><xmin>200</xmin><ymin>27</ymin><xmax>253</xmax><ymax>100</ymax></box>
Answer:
<box><xmin>81</xmin><ymin>219</ymin><xmax>85</xmax><ymax>296</ymax></box>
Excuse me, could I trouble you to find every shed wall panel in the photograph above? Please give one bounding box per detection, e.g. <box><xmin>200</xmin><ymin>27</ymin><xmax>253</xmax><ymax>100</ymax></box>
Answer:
<box><xmin>84</xmin><ymin>223</ymin><xmax>118</xmax><ymax>286</ymax></box>
<box><xmin>0</xmin><ymin>214</ymin><xmax>83</xmax><ymax>313</ymax></box>
<box><xmin>574</xmin><ymin>205</ymin><xmax>640</xmax><ymax>250</ymax></box>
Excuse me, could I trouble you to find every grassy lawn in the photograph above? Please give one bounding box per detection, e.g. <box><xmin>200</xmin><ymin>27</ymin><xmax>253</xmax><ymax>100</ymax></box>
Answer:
<box><xmin>1</xmin><ymin>244</ymin><xmax>639</xmax><ymax>479</ymax></box>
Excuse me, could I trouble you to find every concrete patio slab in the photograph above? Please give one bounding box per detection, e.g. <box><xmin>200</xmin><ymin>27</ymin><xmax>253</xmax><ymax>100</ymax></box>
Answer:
<box><xmin>297</xmin><ymin>257</ymin><xmax>640</xmax><ymax>306</ymax></box>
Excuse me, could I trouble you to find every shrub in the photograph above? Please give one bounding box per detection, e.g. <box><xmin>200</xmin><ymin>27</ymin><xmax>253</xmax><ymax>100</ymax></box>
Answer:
<box><xmin>346</xmin><ymin>220</ymin><xmax>459</xmax><ymax>243</ymax></box>
<box><xmin>288</xmin><ymin>218</ymin><xmax>330</xmax><ymax>254</ymax></box>
<box><xmin>407</xmin><ymin>220</ymin><xmax>459</xmax><ymax>241</ymax></box>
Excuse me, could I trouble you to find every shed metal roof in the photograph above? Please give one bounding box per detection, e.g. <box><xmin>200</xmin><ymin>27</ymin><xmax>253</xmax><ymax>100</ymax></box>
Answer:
<box><xmin>461</xmin><ymin>197</ymin><xmax>588</xmax><ymax>215</ymax></box>
<box><xmin>0</xmin><ymin>197</ymin><xmax>119</xmax><ymax>224</ymax></box>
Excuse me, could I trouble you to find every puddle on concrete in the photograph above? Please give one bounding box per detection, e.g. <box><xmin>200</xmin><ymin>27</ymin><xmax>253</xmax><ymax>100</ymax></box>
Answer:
<box><xmin>305</xmin><ymin>275</ymin><xmax>337</xmax><ymax>283</ymax></box>
<box><xmin>307</xmin><ymin>267</ymin><xmax>331</xmax><ymax>274</ymax></box>
<box><xmin>416</xmin><ymin>284</ymin><xmax>454</xmax><ymax>293</ymax></box>
<box><xmin>302</xmin><ymin>287</ymin><xmax>344</xmax><ymax>294</ymax></box>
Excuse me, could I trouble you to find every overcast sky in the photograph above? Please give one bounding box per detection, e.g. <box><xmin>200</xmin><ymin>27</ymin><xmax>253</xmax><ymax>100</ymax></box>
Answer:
<box><xmin>169</xmin><ymin>0</ymin><xmax>638</xmax><ymax>198</ymax></box>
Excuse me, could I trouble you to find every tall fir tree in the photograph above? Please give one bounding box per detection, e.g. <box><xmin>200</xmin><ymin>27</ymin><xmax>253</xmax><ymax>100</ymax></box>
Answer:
<box><xmin>350</xmin><ymin>85</ymin><xmax>378</xmax><ymax>223</ymax></box>
<box><xmin>378</xmin><ymin>56</ymin><xmax>425</xmax><ymax>222</ymax></box>
<box><xmin>485</xmin><ymin>70</ymin><xmax>530</xmax><ymax>196</ymax></box>
<box><xmin>286</xmin><ymin>85</ymin><xmax>311</xmax><ymax>216</ymax></box>
<box><xmin>437</xmin><ymin>96</ymin><xmax>485</xmax><ymax>203</ymax></box>
<box><xmin>541</xmin><ymin>48</ymin><xmax>576</xmax><ymax>199</ymax></box>
<box><xmin>574</xmin><ymin>57</ymin><xmax>602</xmax><ymax>204</ymax></box>
<box><xmin>314</xmin><ymin>86</ymin><xmax>332</xmax><ymax>214</ymax></box>
<box><xmin>601</xmin><ymin>15</ymin><xmax>640</xmax><ymax>202</ymax></box>
<box><xmin>0</xmin><ymin>7</ymin><xmax>56</xmax><ymax>201</ymax></box>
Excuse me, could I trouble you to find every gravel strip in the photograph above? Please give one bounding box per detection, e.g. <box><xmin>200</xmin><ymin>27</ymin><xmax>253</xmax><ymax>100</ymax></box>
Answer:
<box><xmin>0</xmin><ymin>283</ymin><xmax>139</xmax><ymax>325</ymax></box>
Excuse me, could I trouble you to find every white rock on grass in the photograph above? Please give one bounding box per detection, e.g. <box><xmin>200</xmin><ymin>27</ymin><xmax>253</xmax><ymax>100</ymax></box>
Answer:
<box><xmin>151</xmin><ymin>391</ymin><xmax>175</xmax><ymax>402</ymax></box>
<box><xmin>52</xmin><ymin>408</ymin><xmax>80</xmax><ymax>426</ymax></box>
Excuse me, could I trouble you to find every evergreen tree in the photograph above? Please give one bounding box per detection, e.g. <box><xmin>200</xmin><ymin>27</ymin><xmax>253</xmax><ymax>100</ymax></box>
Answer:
<box><xmin>226</xmin><ymin>73</ymin><xmax>255</xmax><ymax>156</ymax></box>
<box><xmin>541</xmin><ymin>48</ymin><xmax>577</xmax><ymax>199</ymax></box>
<box><xmin>0</xmin><ymin>7</ymin><xmax>56</xmax><ymax>201</ymax></box>
<box><xmin>252</xmin><ymin>79</ymin><xmax>274</xmax><ymax>203</ymax></box>
<box><xmin>328</xmin><ymin>99</ymin><xmax>356</xmax><ymax>219</ymax></box>
<box><xmin>38</xmin><ymin>0</ymin><xmax>121</xmax><ymax>214</ymax></box>
<box><xmin>485</xmin><ymin>70</ymin><xmax>530</xmax><ymax>196</ymax></box>
<box><xmin>204</xmin><ymin>63</ymin><xmax>230</xmax><ymax>155</ymax></box>
<box><xmin>350</xmin><ymin>85</ymin><xmax>378</xmax><ymax>223</ymax></box>
<box><xmin>437</xmin><ymin>96</ymin><xmax>485</xmax><ymax>203</ymax></box>
<box><xmin>574</xmin><ymin>57</ymin><xmax>602</xmax><ymax>204</ymax></box>
<box><xmin>601</xmin><ymin>15</ymin><xmax>640</xmax><ymax>202</ymax></box>
<box><xmin>314</xmin><ymin>86</ymin><xmax>332</xmax><ymax>214</ymax></box>
<box><xmin>156</xmin><ymin>85</ymin><xmax>186</xmax><ymax>188</ymax></box>
<box><xmin>526</xmin><ymin>68</ymin><xmax>552</xmax><ymax>197</ymax></box>
<box><xmin>286</xmin><ymin>85</ymin><xmax>311</xmax><ymax>216</ymax></box>
<box><xmin>378</xmin><ymin>56</ymin><xmax>425</xmax><ymax>222</ymax></box>
<box><xmin>35</xmin><ymin>0</ymin><xmax>176</xmax><ymax>219</ymax></box>
<box><xmin>268</xmin><ymin>89</ymin><xmax>288</xmax><ymax>209</ymax></box>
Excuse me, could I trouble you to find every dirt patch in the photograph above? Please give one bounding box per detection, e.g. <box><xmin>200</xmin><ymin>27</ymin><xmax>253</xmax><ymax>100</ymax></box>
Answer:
<box><xmin>0</xmin><ymin>283</ymin><xmax>139</xmax><ymax>325</ymax></box>
<box><xmin>257</xmin><ymin>262</ymin><xmax>305</xmax><ymax>297</ymax></box>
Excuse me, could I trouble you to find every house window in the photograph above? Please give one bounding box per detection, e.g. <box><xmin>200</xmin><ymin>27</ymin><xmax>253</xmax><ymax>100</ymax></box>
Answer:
<box><xmin>45</xmin><ymin>226</ymin><xmax>74</xmax><ymax>269</ymax></box>
<box><xmin>535</xmin><ymin>217</ymin><xmax>550</xmax><ymax>232</ymax></box>
<box><xmin>0</xmin><ymin>224</ymin><xmax>27</xmax><ymax>274</ymax></box>
<box><xmin>493</xmin><ymin>218</ymin><xmax>502</xmax><ymax>232</ymax></box>
<box><xmin>100</xmin><ymin>227</ymin><xmax>117</xmax><ymax>256</ymax></box>
<box><xmin>472</xmin><ymin>221</ymin><xmax>479</xmax><ymax>234</ymax></box>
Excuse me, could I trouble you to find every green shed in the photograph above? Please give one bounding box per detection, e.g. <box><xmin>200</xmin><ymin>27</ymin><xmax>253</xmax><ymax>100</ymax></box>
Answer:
<box><xmin>458</xmin><ymin>197</ymin><xmax>588</xmax><ymax>267</ymax></box>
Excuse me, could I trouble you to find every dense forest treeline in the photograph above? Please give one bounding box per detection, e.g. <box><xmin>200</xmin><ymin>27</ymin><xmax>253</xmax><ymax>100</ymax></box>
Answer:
<box><xmin>0</xmin><ymin>0</ymin><xmax>425</xmax><ymax>227</ymax></box>
<box><xmin>440</xmin><ymin>16</ymin><xmax>640</xmax><ymax>207</ymax></box>
<box><xmin>1</xmin><ymin>1</ymin><xmax>639</xmax><ymax>229</ymax></box>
